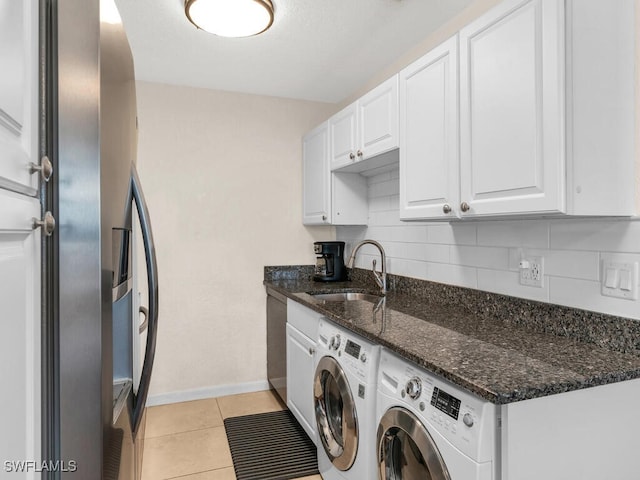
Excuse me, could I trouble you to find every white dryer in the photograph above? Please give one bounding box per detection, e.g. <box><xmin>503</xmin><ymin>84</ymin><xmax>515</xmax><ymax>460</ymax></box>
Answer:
<box><xmin>376</xmin><ymin>349</ymin><xmax>498</xmax><ymax>480</ymax></box>
<box><xmin>313</xmin><ymin>319</ymin><xmax>380</xmax><ymax>480</ymax></box>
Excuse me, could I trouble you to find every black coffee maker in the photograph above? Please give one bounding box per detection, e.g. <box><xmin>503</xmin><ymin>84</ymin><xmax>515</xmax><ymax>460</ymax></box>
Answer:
<box><xmin>313</xmin><ymin>241</ymin><xmax>347</xmax><ymax>282</ymax></box>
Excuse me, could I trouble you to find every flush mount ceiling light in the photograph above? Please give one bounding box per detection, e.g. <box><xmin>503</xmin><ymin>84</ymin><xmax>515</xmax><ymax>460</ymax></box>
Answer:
<box><xmin>185</xmin><ymin>0</ymin><xmax>274</xmax><ymax>38</ymax></box>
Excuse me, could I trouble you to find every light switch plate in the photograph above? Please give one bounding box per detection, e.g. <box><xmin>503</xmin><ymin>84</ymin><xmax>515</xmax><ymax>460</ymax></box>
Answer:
<box><xmin>601</xmin><ymin>261</ymin><xmax>638</xmax><ymax>300</ymax></box>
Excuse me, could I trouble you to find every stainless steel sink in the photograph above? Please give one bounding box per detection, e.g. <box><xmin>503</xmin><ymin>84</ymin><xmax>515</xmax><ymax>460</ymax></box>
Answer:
<box><xmin>310</xmin><ymin>292</ymin><xmax>383</xmax><ymax>303</ymax></box>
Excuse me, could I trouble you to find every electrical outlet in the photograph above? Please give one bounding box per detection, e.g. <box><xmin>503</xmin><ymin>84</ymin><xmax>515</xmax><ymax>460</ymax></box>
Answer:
<box><xmin>520</xmin><ymin>256</ymin><xmax>544</xmax><ymax>287</ymax></box>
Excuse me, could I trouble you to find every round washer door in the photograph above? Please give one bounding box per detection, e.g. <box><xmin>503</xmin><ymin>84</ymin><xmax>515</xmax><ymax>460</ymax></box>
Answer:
<box><xmin>314</xmin><ymin>355</ymin><xmax>358</xmax><ymax>471</ymax></box>
<box><xmin>377</xmin><ymin>407</ymin><xmax>451</xmax><ymax>480</ymax></box>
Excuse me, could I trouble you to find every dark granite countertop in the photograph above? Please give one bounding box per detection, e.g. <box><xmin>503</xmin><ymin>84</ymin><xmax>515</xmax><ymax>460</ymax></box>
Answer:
<box><xmin>264</xmin><ymin>265</ymin><xmax>640</xmax><ymax>404</ymax></box>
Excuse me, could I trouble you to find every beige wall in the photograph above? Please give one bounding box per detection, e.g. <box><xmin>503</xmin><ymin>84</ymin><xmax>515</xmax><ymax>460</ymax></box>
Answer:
<box><xmin>135</xmin><ymin>82</ymin><xmax>335</xmax><ymax>400</ymax></box>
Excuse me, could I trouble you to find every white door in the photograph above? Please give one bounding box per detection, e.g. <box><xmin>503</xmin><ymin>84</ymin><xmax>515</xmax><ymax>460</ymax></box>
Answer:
<box><xmin>302</xmin><ymin>122</ymin><xmax>330</xmax><ymax>225</ymax></box>
<box><xmin>0</xmin><ymin>0</ymin><xmax>42</xmax><ymax>477</ymax></box>
<box><xmin>399</xmin><ymin>36</ymin><xmax>459</xmax><ymax>220</ymax></box>
<box><xmin>459</xmin><ymin>0</ymin><xmax>565</xmax><ymax>216</ymax></box>
<box><xmin>0</xmin><ymin>193</ymin><xmax>41</xmax><ymax>477</ymax></box>
<box><xmin>0</xmin><ymin>0</ymin><xmax>39</xmax><ymax>196</ymax></box>
<box><xmin>357</xmin><ymin>75</ymin><xmax>399</xmax><ymax>160</ymax></box>
<box><xmin>286</xmin><ymin>323</ymin><xmax>317</xmax><ymax>444</ymax></box>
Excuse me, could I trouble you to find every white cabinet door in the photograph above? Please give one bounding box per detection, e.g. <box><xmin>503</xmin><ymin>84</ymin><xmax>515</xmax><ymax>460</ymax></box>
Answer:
<box><xmin>0</xmin><ymin>189</ymin><xmax>41</xmax><ymax>478</ymax></box>
<box><xmin>0</xmin><ymin>0</ymin><xmax>39</xmax><ymax>196</ymax></box>
<box><xmin>286</xmin><ymin>323</ymin><xmax>317</xmax><ymax>444</ymax></box>
<box><xmin>400</xmin><ymin>36</ymin><xmax>459</xmax><ymax>220</ymax></box>
<box><xmin>459</xmin><ymin>0</ymin><xmax>564</xmax><ymax>217</ymax></box>
<box><xmin>329</xmin><ymin>103</ymin><xmax>357</xmax><ymax>170</ymax></box>
<box><xmin>302</xmin><ymin>122</ymin><xmax>331</xmax><ymax>225</ymax></box>
<box><xmin>329</xmin><ymin>75</ymin><xmax>399</xmax><ymax>171</ymax></box>
<box><xmin>358</xmin><ymin>75</ymin><xmax>399</xmax><ymax>160</ymax></box>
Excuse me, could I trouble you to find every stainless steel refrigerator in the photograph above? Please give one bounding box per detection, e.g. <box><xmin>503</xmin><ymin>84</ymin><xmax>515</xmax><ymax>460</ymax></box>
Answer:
<box><xmin>44</xmin><ymin>0</ymin><xmax>158</xmax><ymax>478</ymax></box>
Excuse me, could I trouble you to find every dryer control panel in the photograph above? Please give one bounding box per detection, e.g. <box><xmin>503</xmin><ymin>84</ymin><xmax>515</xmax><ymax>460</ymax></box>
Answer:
<box><xmin>377</xmin><ymin>349</ymin><xmax>497</xmax><ymax>464</ymax></box>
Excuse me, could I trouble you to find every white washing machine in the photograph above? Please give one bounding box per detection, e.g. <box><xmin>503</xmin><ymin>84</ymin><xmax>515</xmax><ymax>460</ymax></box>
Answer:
<box><xmin>376</xmin><ymin>349</ymin><xmax>498</xmax><ymax>480</ymax></box>
<box><xmin>313</xmin><ymin>319</ymin><xmax>380</xmax><ymax>480</ymax></box>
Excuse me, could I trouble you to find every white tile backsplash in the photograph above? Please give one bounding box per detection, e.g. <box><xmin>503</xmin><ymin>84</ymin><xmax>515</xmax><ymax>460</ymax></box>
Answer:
<box><xmin>336</xmin><ymin>167</ymin><xmax>640</xmax><ymax>320</ymax></box>
<box><xmin>476</xmin><ymin>220</ymin><xmax>549</xmax><ymax>248</ymax></box>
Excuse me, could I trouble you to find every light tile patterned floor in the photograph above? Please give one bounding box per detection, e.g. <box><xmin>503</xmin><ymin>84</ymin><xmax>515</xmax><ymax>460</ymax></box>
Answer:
<box><xmin>142</xmin><ymin>389</ymin><xmax>322</xmax><ymax>480</ymax></box>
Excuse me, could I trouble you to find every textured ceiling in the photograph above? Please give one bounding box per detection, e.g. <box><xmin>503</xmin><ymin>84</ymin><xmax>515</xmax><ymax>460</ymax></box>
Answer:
<box><xmin>115</xmin><ymin>0</ymin><xmax>474</xmax><ymax>104</ymax></box>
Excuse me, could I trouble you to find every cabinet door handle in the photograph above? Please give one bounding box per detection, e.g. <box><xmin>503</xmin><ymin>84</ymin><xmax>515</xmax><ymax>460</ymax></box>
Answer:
<box><xmin>321</xmin><ymin>214</ymin><xmax>327</xmax><ymax>221</ymax></box>
<box><xmin>356</xmin><ymin>150</ymin><xmax>363</xmax><ymax>158</ymax></box>
<box><xmin>30</xmin><ymin>155</ymin><xmax>53</xmax><ymax>182</ymax></box>
<box><xmin>460</xmin><ymin>202</ymin><xmax>470</xmax><ymax>212</ymax></box>
<box><xmin>33</xmin><ymin>211</ymin><xmax>56</xmax><ymax>236</ymax></box>
<box><xmin>309</xmin><ymin>347</ymin><xmax>316</xmax><ymax>355</ymax></box>
<box><xmin>442</xmin><ymin>204</ymin><xmax>452</xmax><ymax>214</ymax></box>
<box><xmin>349</xmin><ymin>152</ymin><xmax>355</xmax><ymax>160</ymax></box>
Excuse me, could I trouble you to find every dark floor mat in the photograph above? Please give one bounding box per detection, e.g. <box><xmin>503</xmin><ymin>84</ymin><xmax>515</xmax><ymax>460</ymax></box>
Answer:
<box><xmin>223</xmin><ymin>409</ymin><xmax>319</xmax><ymax>480</ymax></box>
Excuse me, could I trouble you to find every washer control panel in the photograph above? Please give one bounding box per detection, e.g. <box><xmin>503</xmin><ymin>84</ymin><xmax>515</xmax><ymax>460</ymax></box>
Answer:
<box><xmin>377</xmin><ymin>349</ymin><xmax>497</xmax><ymax>462</ymax></box>
<box><xmin>318</xmin><ymin>320</ymin><xmax>380</xmax><ymax>383</ymax></box>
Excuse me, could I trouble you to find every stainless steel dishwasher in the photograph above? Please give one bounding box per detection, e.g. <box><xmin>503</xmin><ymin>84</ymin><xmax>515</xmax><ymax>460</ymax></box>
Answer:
<box><xmin>266</xmin><ymin>287</ymin><xmax>287</xmax><ymax>403</ymax></box>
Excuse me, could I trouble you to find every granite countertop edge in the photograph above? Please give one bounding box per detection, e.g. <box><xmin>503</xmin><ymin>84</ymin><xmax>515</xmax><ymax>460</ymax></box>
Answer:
<box><xmin>264</xmin><ymin>266</ymin><xmax>640</xmax><ymax>405</ymax></box>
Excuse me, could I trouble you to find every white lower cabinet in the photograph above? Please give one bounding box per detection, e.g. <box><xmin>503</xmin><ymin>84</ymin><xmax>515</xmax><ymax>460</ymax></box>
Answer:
<box><xmin>286</xmin><ymin>301</ymin><xmax>322</xmax><ymax>444</ymax></box>
<box><xmin>501</xmin><ymin>379</ymin><xmax>640</xmax><ymax>480</ymax></box>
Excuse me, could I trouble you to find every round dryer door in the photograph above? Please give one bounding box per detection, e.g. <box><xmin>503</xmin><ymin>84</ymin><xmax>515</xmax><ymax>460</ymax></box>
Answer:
<box><xmin>377</xmin><ymin>407</ymin><xmax>451</xmax><ymax>480</ymax></box>
<box><xmin>314</xmin><ymin>356</ymin><xmax>358</xmax><ymax>471</ymax></box>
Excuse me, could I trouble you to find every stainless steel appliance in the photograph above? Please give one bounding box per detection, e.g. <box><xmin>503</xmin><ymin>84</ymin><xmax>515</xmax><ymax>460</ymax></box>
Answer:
<box><xmin>313</xmin><ymin>241</ymin><xmax>347</xmax><ymax>282</ymax></box>
<box><xmin>43</xmin><ymin>1</ymin><xmax>159</xmax><ymax>478</ymax></box>
<box><xmin>266</xmin><ymin>286</ymin><xmax>287</xmax><ymax>403</ymax></box>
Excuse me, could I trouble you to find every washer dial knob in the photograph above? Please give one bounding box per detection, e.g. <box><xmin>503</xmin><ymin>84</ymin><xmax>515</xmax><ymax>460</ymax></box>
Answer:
<box><xmin>463</xmin><ymin>413</ymin><xmax>474</xmax><ymax>428</ymax></box>
<box><xmin>405</xmin><ymin>377</ymin><xmax>422</xmax><ymax>399</ymax></box>
<box><xmin>329</xmin><ymin>334</ymin><xmax>341</xmax><ymax>350</ymax></box>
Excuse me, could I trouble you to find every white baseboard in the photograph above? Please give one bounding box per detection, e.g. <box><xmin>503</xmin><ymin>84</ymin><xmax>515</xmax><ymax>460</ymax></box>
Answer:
<box><xmin>146</xmin><ymin>380</ymin><xmax>272</xmax><ymax>407</ymax></box>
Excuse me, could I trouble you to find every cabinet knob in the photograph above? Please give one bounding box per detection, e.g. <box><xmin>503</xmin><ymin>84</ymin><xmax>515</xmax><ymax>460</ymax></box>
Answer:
<box><xmin>309</xmin><ymin>347</ymin><xmax>316</xmax><ymax>355</ymax></box>
<box><xmin>33</xmin><ymin>211</ymin><xmax>56</xmax><ymax>236</ymax></box>
<box><xmin>460</xmin><ymin>202</ymin><xmax>470</xmax><ymax>213</ymax></box>
<box><xmin>322</xmin><ymin>214</ymin><xmax>327</xmax><ymax>221</ymax></box>
<box><xmin>442</xmin><ymin>204</ymin><xmax>452</xmax><ymax>214</ymax></box>
<box><xmin>349</xmin><ymin>152</ymin><xmax>356</xmax><ymax>160</ymax></box>
<box><xmin>29</xmin><ymin>155</ymin><xmax>53</xmax><ymax>183</ymax></box>
<box><xmin>356</xmin><ymin>150</ymin><xmax>363</xmax><ymax>158</ymax></box>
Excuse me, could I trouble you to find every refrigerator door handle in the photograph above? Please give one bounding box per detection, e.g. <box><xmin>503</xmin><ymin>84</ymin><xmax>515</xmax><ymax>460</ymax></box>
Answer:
<box><xmin>131</xmin><ymin>166</ymin><xmax>159</xmax><ymax>436</ymax></box>
<box><xmin>139</xmin><ymin>306</ymin><xmax>149</xmax><ymax>334</ymax></box>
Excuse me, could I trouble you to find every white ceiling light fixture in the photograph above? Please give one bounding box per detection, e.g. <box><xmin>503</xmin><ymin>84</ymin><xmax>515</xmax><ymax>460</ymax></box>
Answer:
<box><xmin>184</xmin><ymin>0</ymin><xmax>275</xmax><ymax>38</ymax></box>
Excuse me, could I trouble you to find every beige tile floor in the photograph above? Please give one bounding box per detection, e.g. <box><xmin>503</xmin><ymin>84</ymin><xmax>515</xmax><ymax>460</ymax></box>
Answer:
<box><xmin>142</xmin><ymin>389</ymin><xmax>323</xmax><ymax>480</ymax></box>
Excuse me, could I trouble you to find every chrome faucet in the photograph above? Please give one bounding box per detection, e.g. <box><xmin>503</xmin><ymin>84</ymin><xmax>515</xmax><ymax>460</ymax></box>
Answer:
<box><xmin>347</xmin><ymin>240</ymin><xmax>387</xmax><ymax>294</ymax></box>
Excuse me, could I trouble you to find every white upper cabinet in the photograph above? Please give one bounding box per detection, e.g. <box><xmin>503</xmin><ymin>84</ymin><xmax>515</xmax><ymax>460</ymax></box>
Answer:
<box><xmin>302</xmin><ymin>121</ymin><xmax>368</xmax><ymax>226</ymax></box>
<box><xmin>0</xmin><ymin>0</ymin><xmax>39</xmax><ymax>196</ymax></box>
<box><xmin>400</xmin><ymin>0</ymin><xmax>636</xmax><ymax>220</ymax></box>
<box><xmin>357</xmin><ymin>75</ymin><xmax>399</xmax><ymax>160</ymax></box>
<box><xmin>330</xmin><ymin>75</ymin><xmax>399</xmax><ymax>171</ymax></box>
<box><xmin>458</xmin><ymin>0</ymin><xmax>565</xmax><ymax>217</ymax></box>
<box><xmin>329</xmin><ymin>104</ymin><xmax>358</xmax><ymax>170</ymax></box>
<box><xmin>302</xmin><ymin>122</ymin><xmax>331</xmax><ymax>225</ymax></box>
<box><xmin>399</xmin><ymin>36</ymin><xmax>459</xmax><ymax>220</ymax></box>
<box><xmin>305</xmin><ymin>0</ymin><xmax>637</xmax><ymax>224</ymax></box>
